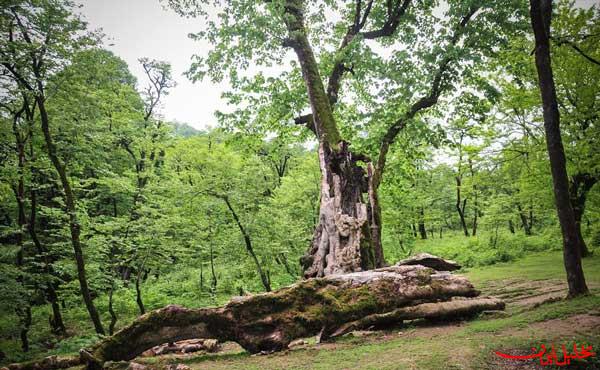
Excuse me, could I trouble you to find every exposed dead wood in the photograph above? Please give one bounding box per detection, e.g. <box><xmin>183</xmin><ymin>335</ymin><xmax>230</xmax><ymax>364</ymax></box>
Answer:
<box><xmin>78</xmin><ymin>264</ymin><xmax>498</xmax><ymax>369</ymax></box>
<box><xmin>330</xmin><ymin>296</ymin><xmax>504</xmax><ymax>337</ymax></box>
<box><xmin>5</xmin><ymin>263</ymin><xmax>503</xmax><ymax>370</ymax></box>
<box><xmin>396</xmin><ymin>253</ymin><xmax>461</xmax><ymax>271</ymax></box>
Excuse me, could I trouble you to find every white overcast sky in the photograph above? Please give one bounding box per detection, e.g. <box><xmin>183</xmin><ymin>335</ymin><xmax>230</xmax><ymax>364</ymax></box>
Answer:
<box><xmin>78</xmin><ymin>0</ymin><xmax>598</xmax><ymax>131</ymax></box>
<box><xmin>78</xmin><ymin>0</ymin><xmax>226</xmax><ymax>130</ymax></box>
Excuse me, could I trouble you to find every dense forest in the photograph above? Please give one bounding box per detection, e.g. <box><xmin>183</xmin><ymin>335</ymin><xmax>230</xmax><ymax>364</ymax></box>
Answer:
<box><xmin>0</xmin><ymin>0</ymin><xmax>599</xmax><ymax>368</ymax></box>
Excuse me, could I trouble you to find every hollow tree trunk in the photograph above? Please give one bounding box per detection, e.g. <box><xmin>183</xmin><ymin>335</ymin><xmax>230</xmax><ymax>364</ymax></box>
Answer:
<box><xmin>530</xmin><ymin>0</ymin><xmax>588</xmax><ymax>297</ymax></box>
<box><xmin>301</xmin><ymin>142</ymin><xmax>376</xmax><ymax>278</ymax></box>
<box><xmin>283</xmin><ymin>0</ymin><xmax>382</xmax><ymax>278</ymax></box>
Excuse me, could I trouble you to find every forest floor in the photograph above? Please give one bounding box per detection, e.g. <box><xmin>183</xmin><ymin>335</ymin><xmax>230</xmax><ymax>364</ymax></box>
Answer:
<box><xmin>131</xmin><ymin>252</ymin><xmax>600</xmax><ymax>370</ymax></box>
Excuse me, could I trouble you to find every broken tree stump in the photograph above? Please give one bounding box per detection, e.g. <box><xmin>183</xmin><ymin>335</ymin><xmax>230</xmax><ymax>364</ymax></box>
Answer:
<box><xmin>78</xmin><ymin>263</ymin><xmax>501</xmax><ymax>369</ymax></box>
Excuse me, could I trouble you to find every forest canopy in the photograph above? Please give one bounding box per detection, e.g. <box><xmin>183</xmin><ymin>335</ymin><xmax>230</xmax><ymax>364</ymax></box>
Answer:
<box><xmin>0</xmin><ymin>0</ymin><xmax>598</xmax><ymax>368</ymax></box>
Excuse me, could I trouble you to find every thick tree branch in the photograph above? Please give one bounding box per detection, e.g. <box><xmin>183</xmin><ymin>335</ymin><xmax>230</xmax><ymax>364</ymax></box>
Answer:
<box><xmin>283</xmin><ymin>0</ymin><xmax>341</xmax><ymax>149</ymax></box>
<box><xmin>372</xmin><ymin>6</ymin><xmax>479</xmax><ymax>188</ymax></box>
<box><xmin>294</xmin><ymin>0</ymin><xmax>411</xmax><ymax>133</ymax></box>
<box><xmin>360</xmin><ymin>0</ymin><xmax>411</xmax><ymax>39</ymax></box>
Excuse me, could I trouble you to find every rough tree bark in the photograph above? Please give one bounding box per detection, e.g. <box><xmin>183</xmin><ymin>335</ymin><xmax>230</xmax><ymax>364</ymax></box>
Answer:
<box><xmin>529</xmin><ymin>0</ymin><xmax>588</xmax><ymax>297</ymax></box>
<box><xmin>3</xmin><ymin>261</ymin><xmax>499</xmax><ymax>370</ymax></box>
<box><xmin>286</xmin><ymin>0</ymin><xmax>478</xmax><ymax>277</ymax></box>
<box><xmin>284</xmin><ymin>0</ymin><xmax>379</xmax><ymax>278</ymax></box>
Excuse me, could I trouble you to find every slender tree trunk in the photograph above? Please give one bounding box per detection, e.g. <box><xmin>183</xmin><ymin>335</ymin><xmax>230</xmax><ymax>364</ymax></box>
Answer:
<box><xmin>517</xmin><ymin>203</ymin><xmax>532</xmax><ymax>235</ymax></box>
<box><xmin>470</xmin><ymin>160</ymin><xmax>478</xmax><ymax>237</ymax></box>
<box><xmin>418</xmin><ymin>208</ymin><xmax>428</xmax><ymax>240</ymax></box>
<box><xmin>31</xmin><ymin>178</ymin><xmax>66</xmax><ymax>334</ymax></box>
<box><xmin>277</xmin><ymin>252</ymin><xmax>297</xmax><ymax>279</ymax></box>
<box><xmin>18</xmin><ymin>306</ymin><xmax>31</xmax><ymax>352</ymax></box>
<box><xmin>108</xmin><ymin>282</ymin><xmax>117</xmax><ymax>335</ymax></box>
<box><xmin>508</xmin><ymin>219</ymin><xmax>515</xmax><ymax>234</ymax></box>
<box><xmin>135</xmin><ymin>269</ymin><xmax>146</xmax><ymax>315</ymax></box>
<box><xmin>37</xmin><ymin>97</ymin><xmax>105</xmax><ymax>334</ymax></box>
<box><xmin>456</xmin><ymin>176</ymin><xmax>470</xmax><ymax>237</ymax></box>
<box><xmin>569</xmin><ymin>173</ymin><xmax>596</xmax><ymax>258</ymax></box>
<box><xmin>28</xmin><ymin>127</ymin><xmax>66</xmax><ymax>335</ymax></box>
<box><xmin>529</xmin><ymin>0</ymin><xmax>588</xmax><ymax>297</ymax></box>
<box><xmin>368</xmin><ymin>165</ymin><xmax>385</xmax><ymax>268</ymax></box>
<box><xmin>220</xmin><ymin>195</ymin><xmax>271</xmax><ymax>291</ymax></box>
<box><xmin>199</xmin><ymin>262</ymin><xmax>204</xmax><ymax>292</ymax></box>
<box><xmin>209</xmin><ymin>241</ymin><xmax>217</xmax><ymax>293</ymax></box>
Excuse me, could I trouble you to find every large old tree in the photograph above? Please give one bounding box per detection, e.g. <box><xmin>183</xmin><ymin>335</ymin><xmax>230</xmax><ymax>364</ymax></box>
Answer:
<box><xmin>169</xmin><ymin>0</ymin><xmax>524</xmax><ymax>277</ymax></box>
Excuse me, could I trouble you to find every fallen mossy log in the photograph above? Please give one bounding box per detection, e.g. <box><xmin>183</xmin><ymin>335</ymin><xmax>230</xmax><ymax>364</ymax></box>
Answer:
<box><xmin>330</xmin><ymin>296</ymin><xmax>504</xmax><ymax>337</ymax></box>
<box><xmin>4</xmin><ymin>264</ymin><xmax>504</xmax><ymax>370</ymax></box>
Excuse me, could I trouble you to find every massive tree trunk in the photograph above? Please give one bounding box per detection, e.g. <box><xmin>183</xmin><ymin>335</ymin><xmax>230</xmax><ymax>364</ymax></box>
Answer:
<box><xmin>285</xmin><ymin>0</ymin><xmax>477</xmax><ymax>276</ymax></box>
<box><xmin>569</xmin><ymin>173</ymin><xmax>596</xmax><ymax>258</ymax></box>
<box><xmin>36</xmin><ymin>261</ymin><xmax>500</xmax><ymax>370</ymax></box>
<box><xmin>301</xmin><ymin>142</ymin><xmax>376</xmax><ymax>278</ymax></box>
<box><xmin>283</xmin><ymin>0</ymin><xmax>381</xmax><ymax>277</ymax></box>
<box><xmin>529</xmin><ymin>0</ymin><xmax>588</xmax><ymax>297</ymax></box>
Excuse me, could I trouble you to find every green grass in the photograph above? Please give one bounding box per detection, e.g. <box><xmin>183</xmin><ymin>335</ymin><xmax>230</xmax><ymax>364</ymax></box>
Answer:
<box><xmin>137</xmin><ymin>251</ymin><xmax>600</xmax><ymax>370</ymax></box>
<box><xmin>2</xmin><ymin>251</ymin><xmax>600</xmax><ymax>369</ymax></box>
<box><xmin>399</xmin><ymin>229</ymin><xmax>565</xmax><ymax>268</ymax></box>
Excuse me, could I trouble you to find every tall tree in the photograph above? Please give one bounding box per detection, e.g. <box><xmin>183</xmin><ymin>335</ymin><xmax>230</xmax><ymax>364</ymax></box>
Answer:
<box><xmin>171</xmin><ymin>0</ymin><xmax>524</xmax><ymax>277</ymax></box>
<box><xmin>529</xmin><ymin>0</ymin><xmax>588</xmax><ymax>297</ymax></box>
<box><xmin>0</xmin><ymin>0</ymin><xmax>105</xmax><ymax>333</ymax></box>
